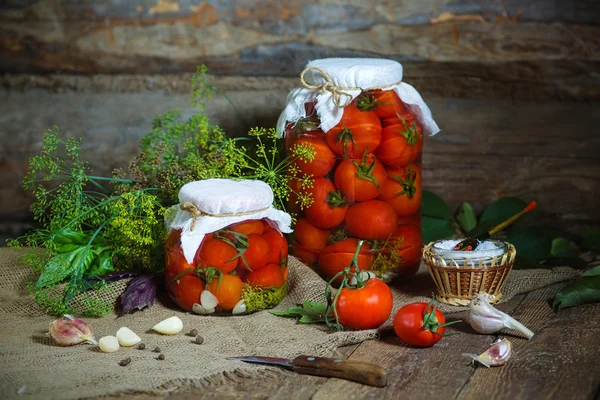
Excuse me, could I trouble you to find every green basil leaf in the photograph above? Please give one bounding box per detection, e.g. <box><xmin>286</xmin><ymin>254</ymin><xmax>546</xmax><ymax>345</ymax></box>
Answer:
<box><xmin>553</xmin><ymin>274</ymin><xmax>600</xmax><ymax>310</ymax></box>
<box><xmin>550</xmin><ymin>237</ymin><xmax>578</xmax><ymax>258</ymax></box>
<box><xmin>36</xmin><ymin>247</ymin><xmax>85</xmax><ymax>288</ymax></box>
<box><xmin>478</xmin><ymin>197</ymin><xmax>527</xmax><ymax>229</ymax></box>
<box><xmin>506</xmin><ymin>227</ymin><xmax>561</xmax><ymax>263</ymax></box>
<box><xmin>53</xmin><ymin>229</ymin><xmax>89</xmax><ymax>245</ymax></box>
<box><xmin>456</xmin><ymin>202</ymin><xmax>477</xmax><ymax>233</ymax></box>
<box><xmin>86</xmin><ymin>250</ymin><xmax>115</xmax><ymax>278</ymax></box>
<box><xmin>422</xmin><ymin>190</ymin><xmax>452</xmax><ymax>219</ymax></box>
<box><xmin>422</xmin><ymin>216</ymin><xmax>456</xmax><ymax>244</ymax></box>
<box><xmin>70</xmin><ymin>246</ymin><xmax>99</xmax><ymax>281</ymax></box>
<box><xmin>582</xmin><ymin>229</ymin><xmax>600</xmax><ymax>251</ymax></box>
<box><xmin>582</xmin><ymin>265</ymin><xmax>600</xmax><ymax>277</ymax></box>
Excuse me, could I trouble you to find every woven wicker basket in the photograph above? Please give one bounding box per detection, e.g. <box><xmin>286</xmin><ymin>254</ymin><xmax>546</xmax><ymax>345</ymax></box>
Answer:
<box><xmin>423</xmin><ymin>240</ymin><xmax>516</xmax><ymax>306</ymax></box>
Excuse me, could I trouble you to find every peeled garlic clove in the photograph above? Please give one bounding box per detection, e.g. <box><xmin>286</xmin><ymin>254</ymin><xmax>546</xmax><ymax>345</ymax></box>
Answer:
<box><xmin>152</xmin><ymin>316</ymin><xmax>183</xmax><ymax>335</ymax></box>
<box><xmin>116</xmin><ymin>327</ymin><xmax>142</xmax><ymax>347</ymax></box>
<box><xmin>48</xmin><ymin>315</ymin><xmax>97</xmax><ymax>346</ymax></box>
<box><xmin>200</xmin><ymin>290</ymin><xmax>219</xmax><ymax>310</ymax></box>
<box><xmin>98</xmin><ymin>336</ymin><xmax>120</xmax><ymax>353</ymax></box>
<box><xmin>192</xmin><ymin>303</ymin><xmax>215</xmax><ymax>315</ymax></box>
<box><xmin>349</xmin><ymin>271</ymin><xmax>377</xmax><ymax>286</ymax></box>
<box><xmin>463</xmin><ymin>338</ymin><xmax>513</xmax><ymax>368</ymax></box>
<box><xmin>232</xmin><ymin>299</ymin><xmax>246</xmax><ymax>315</ymax></box>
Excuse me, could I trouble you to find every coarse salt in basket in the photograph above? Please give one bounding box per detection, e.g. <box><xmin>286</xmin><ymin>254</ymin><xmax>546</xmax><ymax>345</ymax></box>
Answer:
<box><xmin>423</xmin><ymin>239</ymin><xmax>517</xmax><ymax>306</ymax></box>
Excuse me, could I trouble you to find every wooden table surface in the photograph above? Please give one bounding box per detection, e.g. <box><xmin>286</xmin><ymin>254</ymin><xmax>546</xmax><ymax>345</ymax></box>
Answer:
<box><xmin>114</xmin><ymin>283</ymin><xmax>599</xmax><ymax>400</ymax></box>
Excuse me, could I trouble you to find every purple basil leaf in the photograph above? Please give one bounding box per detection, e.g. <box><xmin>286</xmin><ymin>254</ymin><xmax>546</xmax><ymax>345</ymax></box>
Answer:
<box><xmin>120</xmin><ymin>274</ymin><xmax>162</xmax><ymax>314</ymax></box>
<box><xmin>101</xmin><ymin>271</ymin><xmax>138</xmax><ymax>282</ymax></box>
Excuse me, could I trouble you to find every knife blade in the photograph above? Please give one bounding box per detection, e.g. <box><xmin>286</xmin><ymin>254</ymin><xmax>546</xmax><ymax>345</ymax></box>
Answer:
<box><xmin>227</xmin><ymin>355</ymin><xmax>387</xmax><ymax>387</ymax></box>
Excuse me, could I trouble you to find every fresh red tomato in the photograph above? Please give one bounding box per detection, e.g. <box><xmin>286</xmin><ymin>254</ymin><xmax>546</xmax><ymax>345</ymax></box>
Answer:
<box><xmin>334</xmin><ymin>154</ymin><xmax>387</xmax><ymax>202</ymax></box>
<box><xmin>294</xmin><ymin>218</ymin><xmax>330</xmax><ymax>250</ymax></box>
<box><xmin>378</xmin><ymin>164</ymin><xmax>422</xmax><ymax>217</ymax></box>
<box><xmin>246</xmin><ymin>263</ymin><xmax>285</xmax><ymax>289</ymax></box>
<box><xmin>334</xmin><ymin>278</ymin><xmax>393</xmax><ymax>330</ymax></box>
<box><xmin>207</xmin><ymin>273</ymin><xmax>244</xmax><ymax>311</ymax></box>
<box><xmin>318</xmin><ymin>238</ymin><xmax>373</xmax><ymax>283</ymax></box>
<box><xmin>304</xmin><ymin>178</ymin><xmax>349</xmax><ymax>229</ymax></box>
<box><xmin>393</xmin><ymin>301</ymin><xmax>456</xmax><ymax>347</ymax></box>
<box><xmin>356</xmin><ymin>90</ymin><xmax>410</xmax><ymax>119</ymax></box>
<box><xmin>375</xmin><ymin>114</ymin><xmax>423</xmax><ymax>168</ymax></box>
<box><xmin>238</xmin><ymin>234</ymin><xmax>269</xmax><ymax>271</ymax></box>
<box><xmin>196</xmin><ymin>238</ymin><xmax>238</xmax><ymax>273</ymax></box>
<box><xmin>290</xmin><ymin>134</ymin><xmax>336</xmax><ymax>178</ymax></box>
<box><xmin>263</xmin><ymin>228</ymin><xmax>288</xmax><ymax>265</ymax></box>
<box><xmin>325</xmin><ymin>103</ymin><xmax>382</xmax><ymax>158</ymax></box>
<box><xmin>345</xmin><ymin>200</ymin><xmax>398</xmax><ymax>240</ymax></box>
<box><xmin>231</xmin><ymin>220</ymin><xmax>264</xmax><ymax>236</ymax></box>
<box><xmin>170</xmin><ymin>274</ymin><xmax>205</xmax><ymax>311</ymax></box>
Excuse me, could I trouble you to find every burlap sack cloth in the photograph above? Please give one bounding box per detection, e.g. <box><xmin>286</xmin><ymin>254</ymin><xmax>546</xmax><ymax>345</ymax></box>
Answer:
<box><xmin>0</xmin><ymin>248</ymin><xmax>578</xmax><ymax>399</ymax></box>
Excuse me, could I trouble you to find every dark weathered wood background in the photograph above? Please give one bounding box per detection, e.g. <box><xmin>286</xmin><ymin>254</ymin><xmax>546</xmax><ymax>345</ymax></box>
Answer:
<box><xmin>1</xmin><ymin>0</ymin><xmax>599</xmax><ymax>239</ymax></box>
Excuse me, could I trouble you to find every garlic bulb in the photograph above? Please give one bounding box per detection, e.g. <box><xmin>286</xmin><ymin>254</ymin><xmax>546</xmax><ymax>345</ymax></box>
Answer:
<box><xmin>469</xmin><ymin>293</ymin><xmax>534</xmax><ymax>339</ymax></box>
<box><xmin>463</xmin><ymin>338</ymin><xmax>513</xmax><ymax>368</ymax></box>
<box><xmin>48</xmin><ymin>315</ymin><xmax>97</xmax><ymax>346</ymax></box>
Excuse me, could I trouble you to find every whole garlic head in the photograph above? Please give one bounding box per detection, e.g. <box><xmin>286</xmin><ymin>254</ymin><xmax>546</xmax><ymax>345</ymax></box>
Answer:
<box><xmin>48</xmin><ymin>315</ymin><xmax>97</xmax><ymax>346</ymax></box>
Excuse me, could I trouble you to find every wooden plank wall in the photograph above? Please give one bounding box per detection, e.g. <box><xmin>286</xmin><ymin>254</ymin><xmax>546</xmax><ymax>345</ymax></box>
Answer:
<box><xmin>1</xmin><ymin>0</ymin><xmax>599</xmax><ymax>238</ymax></box>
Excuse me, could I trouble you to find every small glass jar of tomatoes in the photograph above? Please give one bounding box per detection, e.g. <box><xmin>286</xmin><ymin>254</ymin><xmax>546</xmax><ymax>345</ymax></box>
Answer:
<box><xmin>164</xmin><ymin>179</ymin><xmax>292</xmax><ymax>315</ymax></box>
<box><xmin>278</xmin><ymin>58</ymin><xmax>439</xmax><ymax>282</ymax></box>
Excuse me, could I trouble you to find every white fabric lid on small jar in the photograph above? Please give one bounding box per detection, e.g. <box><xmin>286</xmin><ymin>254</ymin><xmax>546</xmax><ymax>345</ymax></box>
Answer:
<box><xmin>276</xmin><ymin>58</ymin><xmax>440</xmax><ymax>136</ymax></box>
<box><xmin>166</xmin><ymin>179</ymin><xmax>292</xmax><ymax>264</ymax></box>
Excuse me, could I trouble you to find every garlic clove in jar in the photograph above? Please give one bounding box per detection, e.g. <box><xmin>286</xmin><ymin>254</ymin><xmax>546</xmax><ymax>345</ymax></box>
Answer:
<box><xmin>232</xmin><ymin>299</ymin><xmax>246</xmax><ymax>315</ymax></box>
<box><xmin>192</xmin><ymin>303</ymin><xmax>215</xmax><ymax>315</ymax></box>
<box><xmin>200</xmin><ymin>290</ymin><xmax>219</xmax><ymax>310</ymax></box>
<box><xmin>152</xmin><ymin>316</ymin><xmax>183</xmax><ymax>335</ymax></box>
<box><xmin>463</xmin><ymin>338</ymin><xmax>513</xmax><ymax>368</ymax></box>
<box><xmin>48</xmin><ymin>315</ymin><xmax>97</xmax><ymax>346</ymax></box>
<box><xmin>116</xmin><ymin>327</ymin><xmax>142</xmax><ymax>347</ymax></box>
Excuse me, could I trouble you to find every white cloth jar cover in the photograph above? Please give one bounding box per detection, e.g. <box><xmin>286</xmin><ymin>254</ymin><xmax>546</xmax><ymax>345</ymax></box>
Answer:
<box><xmin>166</xmin><ymin>179</ymin><xmax>293</xmax><ymax>264</ymax></box>
<box><xmin>276</xmin><ymin>58</ymin><xmax>440</xmax><ymax>136</ymax></box>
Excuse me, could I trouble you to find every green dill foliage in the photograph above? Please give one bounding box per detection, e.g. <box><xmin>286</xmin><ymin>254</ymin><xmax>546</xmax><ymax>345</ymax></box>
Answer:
<box><xmin>11</xmin><ymin>128</ymin><xmax>166</xmax><ymax>316</ymax></box>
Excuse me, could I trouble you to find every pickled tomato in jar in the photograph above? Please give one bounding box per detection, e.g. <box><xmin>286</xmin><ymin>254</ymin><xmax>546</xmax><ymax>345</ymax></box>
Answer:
<box><xmin>277</xmin><ymin>58</ymin><xmax>439</xmax><ymax>282</ymax></box>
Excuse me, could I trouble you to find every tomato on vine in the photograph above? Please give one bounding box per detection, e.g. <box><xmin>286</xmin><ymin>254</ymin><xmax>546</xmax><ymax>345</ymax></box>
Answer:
<box><xmin>325</xmin><ymin>240</ymin><xmax>392</xmax><ymax>330</ymax></box>
<box><xmin>334</xmin><ymin>153</ymin><xmax>387</xmax><ymax>202</ymax></box>
<box><xmin>393</xmin><ymin>301</ymin><xmax>460</xmax><ymax>347</ymax></box>
<box><xmin>294</xmin><ymin>218</ymin><xmax>331</xmax><ymax>250</ymax></box>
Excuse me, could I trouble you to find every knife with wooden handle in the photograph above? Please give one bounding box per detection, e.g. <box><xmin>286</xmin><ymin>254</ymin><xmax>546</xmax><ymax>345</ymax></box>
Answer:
<box><xmin>227</xmin><ymin>355</ymin><xmax>387</xmax><ymax>387</ymax></box>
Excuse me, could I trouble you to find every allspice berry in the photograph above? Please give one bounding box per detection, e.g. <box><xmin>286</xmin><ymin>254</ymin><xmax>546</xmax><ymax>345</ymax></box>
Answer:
<box><xmin>138</xmin><ymin>343</ymin><xmax>146</xmax><ymax>350</ymax></box>
<box><xmin>158</xmin><ymin>354</ymin><xmax>165</xmax><ymax>360</ymax></box>
<box><xmin>153</xmin><ymin>346</ymin><xmax>161</xmax><ymax>353</ymax></box>
<box><xmin>195</xmin><ymin>335</ymin><xmax>204</xmax><ymax>345</ymax></box>
<box><xmin>188</xmin><ymin>329</ymin><xmax>198</xmax><ymax>337</ymax></box>
<box><xmin>119</xmin><ymin>358</ymin><xmax>131</xmax><ymax>367</ymax></box>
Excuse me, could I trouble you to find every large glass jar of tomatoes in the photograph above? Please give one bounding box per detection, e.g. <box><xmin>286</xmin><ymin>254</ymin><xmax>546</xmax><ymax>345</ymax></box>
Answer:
<box><xmin>278</xmin><ymin>58</ymin><xmax>439</xmax><ymax>282</ymax></box>
<box><xmin>164</xmin><ymin>179</ymin><xmax>292</xmax><ymax>315</ymax></box>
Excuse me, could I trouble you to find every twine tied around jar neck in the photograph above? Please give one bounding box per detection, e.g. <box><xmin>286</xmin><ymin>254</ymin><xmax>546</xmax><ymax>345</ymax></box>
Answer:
<box><xmin>299</xmin><ymin>66</ymin><xmax>403</xmax><ymax>108</ymax></box>
<box><xmin>180</xmin><ymin>201</ymin><xmax>271</xmax><ymax>231</ymax></box>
